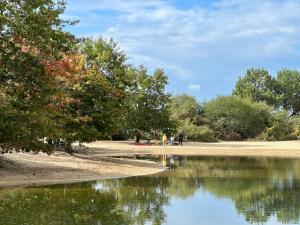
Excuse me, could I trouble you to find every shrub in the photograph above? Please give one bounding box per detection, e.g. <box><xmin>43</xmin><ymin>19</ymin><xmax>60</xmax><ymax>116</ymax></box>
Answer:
<box><xmin>170</xmin><ymin>94</ymin><xmax>202</xmax><ymax>121</ymax></box>
<box><xmin>290</xmin><ymin>116</ymin><xmax>300</xmax><ymax>137</ymax></box>
<box><xmin>204</xmin><ymin>96</ymin><xmax>272</xmax><ymax>140</ymax></box>
<box><xmin>260</xmin><ymin>111</ymin><xmax>298</xmax><ymax>141</ymax></box>
<box><xmin>182</xmin><ymin>122</ymin><xmax>217</xmax><ymax>142</ymax></box>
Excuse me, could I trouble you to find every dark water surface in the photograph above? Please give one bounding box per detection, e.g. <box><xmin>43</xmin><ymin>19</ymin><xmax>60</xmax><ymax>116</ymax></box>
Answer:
<box><xmin>1</xmin><ymin>156</ymin><xmax>300</xmax><ymax>225</ymax></box>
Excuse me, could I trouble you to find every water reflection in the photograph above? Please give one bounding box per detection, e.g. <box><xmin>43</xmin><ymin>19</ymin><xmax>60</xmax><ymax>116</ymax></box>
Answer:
<box><xmin>1</xmin><ymin>156</ymin><xmax>299</xmax><ymax>225</ymax></box>
<box><xmin>161</xmin><ymin>154</ymin><xmax>183</xmax><ymax>168</ymax></box>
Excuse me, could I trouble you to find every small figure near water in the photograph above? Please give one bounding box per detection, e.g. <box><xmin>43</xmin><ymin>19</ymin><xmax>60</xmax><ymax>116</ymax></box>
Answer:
<box><xmin>162</xmin><ymin>134</ymin><xmax>168</xmax><ymax>146</ymax></box>
<box><xmin>170</xmin><ymin>136</ymin><xmax>175</xmax><ymax>145</ymax></box>
<box><xmin>135</xmin><ymin>130</ymin><xmax>141</xmax><ymax>143</ymax></box>
<box><xmin>178</xmin><ymin>132</ymin><xmax>184</xmax><ymax>146</ymax></box>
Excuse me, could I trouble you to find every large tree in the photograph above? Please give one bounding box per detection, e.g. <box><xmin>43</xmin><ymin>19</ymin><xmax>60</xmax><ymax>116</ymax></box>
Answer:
<box><xmin>233</xmin><ymin>68</ymin><xmax>277</xmax><ymax>106</ymax></box>
<box><xmin>125</xmin><ymin>66</ymin><xmax>174</xmax><ymax>140</ymax></box>
<box><xmin>0</xmin><ymin>0</ymin><xmax>75</xmax><ymax>153</ymax></box>
<box><xmin>52</xmin><ymin>38</ymin><xmax>131</xmax><ymax>150</ymax></box>
<box><xmin>275</xmin><ymin>69</ymin><xmax>300</xmax><ymax>116</ymax></box>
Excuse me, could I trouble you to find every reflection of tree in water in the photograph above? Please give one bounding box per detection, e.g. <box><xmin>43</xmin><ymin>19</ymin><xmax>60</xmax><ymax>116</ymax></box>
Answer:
<box><xmin>0</xmin><ymin>157</ymin><xmax>299</xmax><ymax>225</ymax></box>
<box><xmin>236</xmin><ymin>186</ymin><xmax>300</xmax><ymax>224</ymax></box>
<box><xmin>201</xmin><ymin>177</ymin><xmax>300</xmax><ymax>224</ymax></box>
<box><xmin>104</xmin><ymin>157</ymin><xmax>300</xmax><ymax>224</ymax></box>
<box><xmin>183</xmin><ymin>157</ymin><xmax>300</xmax><ymax>224</ymax></box>
<box><xmin>0</xmin><ymin>177</ymin><xmax>175</xmax><ymax>225</ymax></box>
<box><xmin>100</xmin><ymin>176</ymin><xmax>170</xmax><ymax>225</ymax></box>
<box><xmin>0</xmin><ymin>183</ymin><xmax>128</xmax><ymax>225</ymax></box>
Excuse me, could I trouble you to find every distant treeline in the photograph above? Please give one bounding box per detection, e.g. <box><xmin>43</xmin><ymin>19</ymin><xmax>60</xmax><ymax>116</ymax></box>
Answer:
<box><xmin>171</xmin><ymin>68</ymin><xmax>300</xmax><ymax>142</ymax></box>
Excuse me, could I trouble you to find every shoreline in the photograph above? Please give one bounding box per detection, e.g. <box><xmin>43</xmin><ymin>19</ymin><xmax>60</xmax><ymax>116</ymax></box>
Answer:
<box><xmin>0</xmin><ymin>151</ymin><xmax>165</xmax><ymax>189</ymax></box>
<box><xmin>1</xmin><ymin>140</ymin><xmax>300</xmax><ymax>189</ymax></box>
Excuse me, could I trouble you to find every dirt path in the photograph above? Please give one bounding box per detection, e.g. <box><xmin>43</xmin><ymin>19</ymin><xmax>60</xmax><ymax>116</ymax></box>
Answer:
<box><xmin>1</xmin><ymin>140</ymin><xmax>300</xmax><ymax>189</ymax></box>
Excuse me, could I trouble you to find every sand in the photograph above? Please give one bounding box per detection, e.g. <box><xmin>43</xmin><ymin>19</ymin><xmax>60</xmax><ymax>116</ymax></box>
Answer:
<box><xmin>1</xmin><ymin>140</ymin><xmax>300</xmax><ymax>189</ymax></box>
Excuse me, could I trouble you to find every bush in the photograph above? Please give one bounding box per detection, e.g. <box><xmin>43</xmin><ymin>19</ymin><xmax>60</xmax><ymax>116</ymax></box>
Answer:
<box><xmin>219</xmin><ymin>131</ymin><xmax>242</xmax><ymax>141</ymax></box>
<box><xmin>260</xmin><ymin>111</ymin><xmax>298</xmax><ymax>141</ymax></box>
<box><xmin>260</xmin><ymin>126</ymin><xmax>298</xmax><ymax>141</ymax></box>
<box><xmin>170</xmin><ymin>94</ymin><xmax>202</xmax><ymax>121</ymax></box>
<box><xmin>182</xmin><ymin>122</ymin><xmax>217</xmax><ymax>142</ymax></box>
<box><xmin>204</xmin><ymin>96</ymin><xmax>272</xmax><ymax>140</ymax></box>
<box><xmin>290</xmin><ymin>116</ymin><xmax>300</xmax><ymax>137</ymax></box>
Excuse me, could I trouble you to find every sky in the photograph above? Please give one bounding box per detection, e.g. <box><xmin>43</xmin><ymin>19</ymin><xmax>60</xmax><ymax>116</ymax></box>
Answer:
<box><xmin>63</xmin><ymin>0</ymin><xmax>300</xmax><ymax>100</ymax></box>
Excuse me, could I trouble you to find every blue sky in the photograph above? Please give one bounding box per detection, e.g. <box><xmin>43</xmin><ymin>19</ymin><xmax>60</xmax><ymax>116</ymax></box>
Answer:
<box><xmin>63</xmin><ymin>0</ymin><xmax>300</xmax><ymax>100</ymax></box>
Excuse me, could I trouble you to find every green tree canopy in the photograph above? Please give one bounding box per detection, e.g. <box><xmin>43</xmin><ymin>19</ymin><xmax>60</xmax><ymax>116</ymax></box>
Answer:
<box><xmin>0</xmin><ymin>0</ymin><xmax>75</xmax><ymax>153</ymax></box>
<box><xmin>204</xmin><ymin>96</ymin><xmax>272</xmax><ymax>139</ymax></box>
<box><xmin>59</xmin><ymin>38</ymin><xmax>130</xmax><ymax>148</ymax></box>
<box><xmin>124</xmin><ymin>66</ymin><xmax>175</xmax><ymax>138</ymax></box>
<box><xmin>233</xmin><ymin>68</ymin><xmax>276</xmax><ymax>106</ymax></box>
<box><xmin>276</xmin><ymin>69</ymin><xmax>300</xmax><ymax>116</ymax></box>
<box><xmin>170</xmin><ymin>94</ymin><xmax>201</xmax><ymax>122</ymax></box>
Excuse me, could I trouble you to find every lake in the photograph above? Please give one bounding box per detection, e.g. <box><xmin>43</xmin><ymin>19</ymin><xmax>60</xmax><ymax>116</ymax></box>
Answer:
<box><xmin>1</xmin><ymin>156</ymin><xmax>300</xmax><ymax>225</ymax></box>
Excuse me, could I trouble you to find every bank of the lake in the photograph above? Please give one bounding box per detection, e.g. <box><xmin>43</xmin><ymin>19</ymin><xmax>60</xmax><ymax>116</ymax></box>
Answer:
<box><xmin>1</xmin><ymin>140</ymin><xmax>300</xmax><ymax>189</ymax></box>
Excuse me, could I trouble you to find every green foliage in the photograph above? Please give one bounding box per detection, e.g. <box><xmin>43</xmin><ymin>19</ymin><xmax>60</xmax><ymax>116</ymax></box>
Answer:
<box><xmin>233</xmin><ymin>68</ymin><xmax>300</xmax><ymax>116</ymax></box>
<box><xmin>276</xmin><ymin>69</ymin><xmax>300</xmax><ymax>116</ymax></box>
<box><xmin>170</xmin><ymin>94</ymin><xmax>202</xmax><ymax>122</ymax></box>
<box><xmin>0</xmin><ymin>1</ymin><xmax>177</xmax><ymax>152</ymax></box>
<box><xmin>61</xmin><ymin>38</ymin><xmax>129</xmax><ymax>145</ymax></box>
<box><xmin>290</xmin><ymin>116</ymin><xmax>300</xmax><ymax>137</ymax></box>
<box><xmin>124</xmin><ymin>66</ymin><xmax>175</xmax><ymax>135</ymax></box>
<box><xmin>204</xmin><ymin>96</ymin><xmax>272</xmax><ymax>140</ymax></box>
<box><xmin>233</xmin><ymin>68</ymin><xmax>276</xmax><ymax>105</ymax></box>
<box><xmin>181</xmin><ymin>122</ymin><xmax>217</xmax><ymax>142</ymax></box>
<box><xmin>169</xmin><ymin>94</ymin><xmax>216</xmax><ymax>142</ymax></box>
<box><xmin>0</xmin><ymin>0</ymin><xmax>75</xmax><ymax>153</ymax></box>
<box><xmin>230</xmin><ymin>68</ymin><xmax>300</xmax><ymax>140</ymax></box>
<box><xmin>260</xmin><ymin>111</ymin><xmax>299</xmax><ymax>141</ymax></box>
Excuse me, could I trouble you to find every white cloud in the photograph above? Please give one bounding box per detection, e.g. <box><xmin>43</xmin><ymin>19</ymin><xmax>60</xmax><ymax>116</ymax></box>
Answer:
<box><xmin>64</xmin><ymin>0</ymin><xmax>300</xmax><ymax>99</ymax></box>
<box><xmin>188</xmin><ymin>84</ymin><xmax>201</xmax><ymax>91</ymax></box>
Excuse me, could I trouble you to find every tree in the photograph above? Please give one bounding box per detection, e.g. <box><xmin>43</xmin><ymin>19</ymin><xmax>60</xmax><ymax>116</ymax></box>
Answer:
<box><xmin>170</xmin><ymin>94</ymin><xmax>202</xmax><ymax>122</ymax></box>
<box><xmin>204</xmin><ymin>96</ymin><xmax>272</xmax><ymax>140</ymax></box>
<box><xmin>233</xmin><ymin>68</ymin><xmax>277</xmax><ymax>106</ymax></box>
<box><xmin>170</xmin><ymin>94</ymin><xmax>216</xmax><ymax>142</ymax></box>
<box><xmin>276</xmin><ymin>69</ymin><xmax>300</xmax><ymax>116</ymax></box>
<box><xmin>125</xmin><ymin>66</ymin><xmax>175</xmax><ymax>141</ymax></box>
<box><xmin>0</xmin><ymin>0</ymin><xmax>75</xmax><ymax>153</ymax></box>
<box><xmin>51</xmin><ymin>38</ymin><xmax>131</xmax><ymax>150</ymax></box>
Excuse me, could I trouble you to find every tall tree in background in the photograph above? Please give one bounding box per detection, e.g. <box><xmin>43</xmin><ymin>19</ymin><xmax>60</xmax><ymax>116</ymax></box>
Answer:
<box><xmin>170</xmin><ymin>94</ymin><xmax>202</xmax><ymax>122</ymax></box>
<box><xmin>233</xmin><ymin>68</ymin><xmax>300</xmax><ymax>117</ymax></box>
<box><xmin>125</xmin><ymin>66</ymin><xmax>174</xmax><ymax>140</ymax></box>
<box><xmin>233</xmin><ymin>68</ymin><xmax>277</xmax><ymax>106</ymax></box>
<box><xmin>0</xmin><ymin>0</ymin><xmax>75</xmax><ymax>153</ymax></box>
<box><xmin>276</xmin><ymin>69</ymin><xmax>300</xmax><ymax>116</ymax></box>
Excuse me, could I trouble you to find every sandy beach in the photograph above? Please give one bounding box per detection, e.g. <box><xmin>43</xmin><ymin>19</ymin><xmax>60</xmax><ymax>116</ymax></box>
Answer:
<box><xmin>1</xmin><ymin>140</ymin><xmax>300</xmax><ymax>189</ymax></box>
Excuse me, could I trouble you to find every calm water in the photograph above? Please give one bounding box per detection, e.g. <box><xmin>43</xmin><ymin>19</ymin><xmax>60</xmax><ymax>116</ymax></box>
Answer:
<box><xmin>1</xmin><ymin>156</ymin><xmax>300</xmax><ymax>225</ymax></box>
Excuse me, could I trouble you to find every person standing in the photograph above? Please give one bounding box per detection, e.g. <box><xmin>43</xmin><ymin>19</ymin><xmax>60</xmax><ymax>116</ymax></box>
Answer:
<box><xmin>162</xmin><ymin>134</ymin><xmax>167</xmax><ymax>146</ymax></box>
<box><xmin>135</xmin><ymin>130</ymin><xmax>141</xmax><ymax>143</ymax></box>
<box><xmin>178</xmin><ymin>132</ymin><xmax>184</xmax><ymax>146</ymax></box>
<box><xmin>170</xmin><ymin>136</ymin><xmax>175</xmax><ymax>145</ymax></box>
